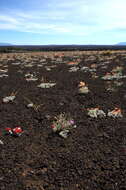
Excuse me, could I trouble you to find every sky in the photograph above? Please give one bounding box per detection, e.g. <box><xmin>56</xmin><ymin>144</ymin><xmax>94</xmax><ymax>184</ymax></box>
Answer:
<box><xmin>0</xmin><ymin>0</ymin><xmax>126</xmax><ymax>45</ymax></box>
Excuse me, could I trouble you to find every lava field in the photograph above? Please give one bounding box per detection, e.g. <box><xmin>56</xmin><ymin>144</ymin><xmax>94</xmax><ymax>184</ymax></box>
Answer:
<box><xmin>0</xmin><ymin>50</ymin><xmax>126</xmax><ymax>190</ymax></box>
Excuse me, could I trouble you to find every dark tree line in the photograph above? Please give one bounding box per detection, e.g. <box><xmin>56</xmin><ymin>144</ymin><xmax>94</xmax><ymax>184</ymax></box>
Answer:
<box><xmin>1</xmin><ymin>45</ymin><xmax>126</xmax><ymax>53</ymax></box>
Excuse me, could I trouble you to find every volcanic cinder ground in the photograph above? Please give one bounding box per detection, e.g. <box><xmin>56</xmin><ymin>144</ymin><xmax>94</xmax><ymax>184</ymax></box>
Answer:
<box><xmin>0</xmin><ymin>50</ymin><xmax>126</xmax><ymax>190</ymax></box>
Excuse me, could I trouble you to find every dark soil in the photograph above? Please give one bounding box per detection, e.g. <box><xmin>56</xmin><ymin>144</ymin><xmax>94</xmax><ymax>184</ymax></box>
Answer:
<box><xmin>0</xmin><ymin>51</ymin><xmax>126</xmax><ymax>190</ymax></box>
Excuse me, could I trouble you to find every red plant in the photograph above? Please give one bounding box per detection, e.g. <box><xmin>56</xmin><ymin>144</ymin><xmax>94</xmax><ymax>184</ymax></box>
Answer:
<box><xmin>5</xmin><ymin>127</ymin><xmax>23</xmax><ymax>136</ymax></box>
<box><xmin>12</xmin><ymin>127</ymin><xmax>22</xmax><ymax>134</ymax></box>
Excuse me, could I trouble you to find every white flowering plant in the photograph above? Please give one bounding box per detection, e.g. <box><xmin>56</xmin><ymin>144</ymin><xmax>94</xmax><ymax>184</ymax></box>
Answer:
<box><xmin>51</xmin><ymin>113</ymin><xmax>77</xmax><ymax>138</ymax></box>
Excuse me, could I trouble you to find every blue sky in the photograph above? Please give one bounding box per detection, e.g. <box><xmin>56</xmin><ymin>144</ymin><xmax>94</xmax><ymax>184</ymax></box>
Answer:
<box><xmin>0</xmin><ymin>0</ymin><xmax>126</xmax><ymax>45</ymax></box>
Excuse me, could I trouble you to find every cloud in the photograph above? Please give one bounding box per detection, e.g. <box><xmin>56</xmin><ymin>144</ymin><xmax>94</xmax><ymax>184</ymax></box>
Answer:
<box><xmin>0</xmin><ymin>23</ymin><xmax>17</xmax><ymax>30</ymax></box>
<box><xmin>0</xmin><ymin>15</ymin><xmax>19</xmax><ymax>24</ymax></box>
<box><xmin>0</xmin><ymin>0</ymin><xmax>126</xmax><ymax>38</ymax></box>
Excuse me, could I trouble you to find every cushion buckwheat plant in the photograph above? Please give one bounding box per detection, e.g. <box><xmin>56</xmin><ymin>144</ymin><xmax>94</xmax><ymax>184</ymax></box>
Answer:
<box><xmin>87</xmin><ymin>108</ymin><xmax>106</xmax><ymax>118</ymax></box>
<box><xmin>107</xmin><ymin>108</ymin><xmax>123</xmax><ymax>118</ymax></box>
<box><xmin>37</xmin><ymin>82</ymin><xmax>56</xmax><ymax>88</ymax></box>
<box><xmin>78</xmin><ymin>81</ymin><xmax>90</xmax><ymax>94</ymax></box>
<box><xmin>51</xmin><ymin>113</ymin><xmax>77</xmax><ymax>138</ymax></box>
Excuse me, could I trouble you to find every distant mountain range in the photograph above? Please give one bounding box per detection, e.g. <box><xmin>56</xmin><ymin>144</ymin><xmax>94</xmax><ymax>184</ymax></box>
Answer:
<box><xmin>0</xmin><ymin>42</ymin><xmax>126</xmax><ymax>46</ymax></box>
<box><xmin>116</xmin><ymin>42</ymin><xmax>126</xmax><ymax>45</ymax></box>
<box><xmin>0</xmin><ymin>43</ymin><xmax>13</xmax><ymax>46</ymax></box>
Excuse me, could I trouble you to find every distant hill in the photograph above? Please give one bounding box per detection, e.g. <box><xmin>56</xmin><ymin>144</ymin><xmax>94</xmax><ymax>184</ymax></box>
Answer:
<box><xmin>116</xmin><ymin>42</ymin><xmax>126</xmax><ymax>45</ymax></box>
<box><xmin>0</xmin><ymin>43</ymin><xmax>13</xmax><ymax>46</ymax></box>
